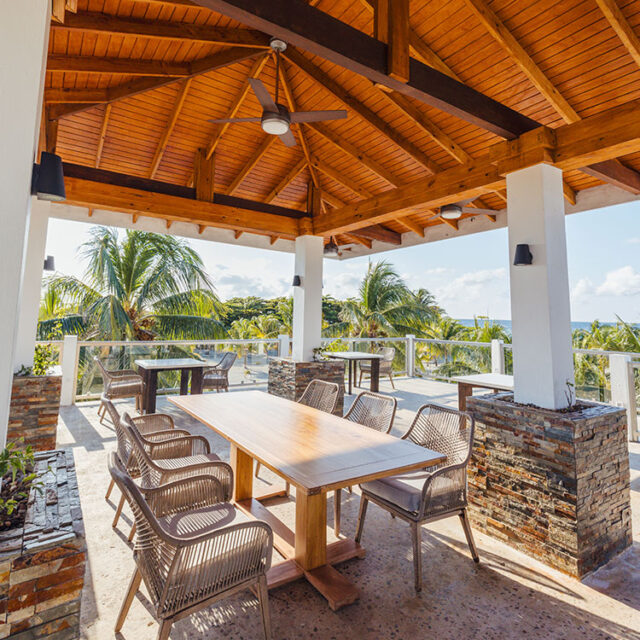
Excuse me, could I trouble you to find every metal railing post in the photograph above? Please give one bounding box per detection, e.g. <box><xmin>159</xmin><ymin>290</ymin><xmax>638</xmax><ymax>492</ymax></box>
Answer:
<box><xmin>491</xmin><ymin>339</ymin><xmax>505</xmax><ymax>374</ymax></box>
<box><xmin>278</xmin><ymin>334</ymin><xmax>290</xmax><ymax>358</ymax></box>
<box><xmin>60</xmin><ymin>335</ymin><xmax>79</xmax><ymax>406</ymax></box>
<box><xmin>406</xmin><ymin>334</ymin><xmax>416</xmax><ymax>377</ymax></box>
<box><xmin>610</xmin><ymin>354</ymin><xmax>639</xmax><ymax>441</ymax></box>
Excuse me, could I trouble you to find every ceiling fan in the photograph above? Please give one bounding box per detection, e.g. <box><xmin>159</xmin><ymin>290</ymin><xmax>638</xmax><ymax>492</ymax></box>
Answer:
<box><xmin>324</xmin><ymin>237</ymin><xmax>352</xmax><ymax>257</ymax></box>
<box><xmin>437</xmin><ymin>198</ymin><xmax>498</xmax><ymax>220</ymax></box>
<box><xmin>208</xmin><ymin>38</ymin><xmax>348</xmax><ymax>147</ymax></box>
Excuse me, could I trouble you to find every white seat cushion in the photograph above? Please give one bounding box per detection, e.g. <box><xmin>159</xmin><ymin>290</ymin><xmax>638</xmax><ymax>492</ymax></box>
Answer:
<box><xmin>159</xmin><ymin>502</ymin><xmax>249</xmax><ymax>538</ymax></box>
<box><xmin>361</xmin><ymin>471</ymin><xmax>431</xmax><ymax>513</ymax></box>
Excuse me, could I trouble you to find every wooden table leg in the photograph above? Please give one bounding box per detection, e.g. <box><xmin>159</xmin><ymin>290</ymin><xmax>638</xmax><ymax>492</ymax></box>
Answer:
<box><xmin>179</xmin><ymin>370</ymin><xmax>189</xmax><ymax>395</ymax></box>
<box><xmin>143</xmin><ymin>370</ymin><xmax>157</xmax><ymax>414</ymax></box>
<box><xmin>458</xmin><ymin>382</ymin><xmax>472</xmax><ymax>411</ymax></box>
<box><xmin>347</xmin><ymin>360</ymin><xmax>353</xmax><ymax>395</ymax></box>
<box><xmin>370</xmin><ymin>358</ymin><xmax>380</xmax><ymax>393</ymax></box>
<box><xmin>295</xmin><ymin>492</ymin><xmax>326</xmax><ymax>571</ymax></box>
<box><xmin>190</xmin><ymin>367</ymin><xmax>204</xmax><ymax>395</ymax></box>
<box><xmin>230</xmin><ymin>444</ymin><xmax>253</xmax><ymax>502</ymax></box>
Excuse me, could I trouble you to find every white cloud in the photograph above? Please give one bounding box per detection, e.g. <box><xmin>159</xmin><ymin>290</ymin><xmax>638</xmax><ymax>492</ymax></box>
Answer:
<box><xmin>627</xmin><ymin>237</ymin><xmax>640</xmax><ymax>244</ymax></box>
<box><xmin>596</xmin><ymin>266</ymin><xmax>640</xmax><ymax>297</ymax></box>
<box><xmin>571</xmin><ymin>277</ymin><xmax>594</xmax><ymax>301</ymax></box>
<box><xmin>323</xmin><ymin>272</ymin><xmax>362</xmax><ymax>299</ymax></box>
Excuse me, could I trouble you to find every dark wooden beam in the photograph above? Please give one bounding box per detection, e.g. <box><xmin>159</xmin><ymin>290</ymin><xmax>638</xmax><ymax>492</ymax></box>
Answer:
<box><xmin>579</xmin><ymin>159</ymin><xmax>640</xmax><ymax>195</ymax></box>
<box><xmin>352</xmin><ymin>224</ymin><xmax>401</xmax><ymax>245</ymax></box>
<box><xmin>193</xmin><ymin>0</ymin><xmax>539</xmax><ymax>138</ymax></box>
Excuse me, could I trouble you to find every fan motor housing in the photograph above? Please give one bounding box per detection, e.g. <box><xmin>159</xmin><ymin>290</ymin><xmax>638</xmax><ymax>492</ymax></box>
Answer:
<box><xmin>261</xmin><ymin>104</ymin><xmax>291</xmax><ymax>135</ymax></box>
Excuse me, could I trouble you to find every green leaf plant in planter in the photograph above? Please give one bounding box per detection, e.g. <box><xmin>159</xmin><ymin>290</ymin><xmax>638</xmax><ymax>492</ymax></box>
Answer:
<box><xmin>15</xmin><ymin>321</ymin><xmax>62</xmax><ymax>377</ymax></box>
<box><xmin>0</xmin><ymin>441</ymin><xmax>44</xmax><ymax>531</ymax></box>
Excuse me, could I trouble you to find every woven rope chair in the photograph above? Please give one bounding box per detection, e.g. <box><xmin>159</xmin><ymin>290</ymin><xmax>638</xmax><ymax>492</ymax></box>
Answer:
<box><xmin>104</xmin><ymin>398</ymin><xmax>191</xmax><ymax>503</ymax></box>
<box><xmin>202</xmin><ymin>352</ymin><xmax>237</xmax><ymax>392</ymax></box>
<box><xmin>355</xmin><ymin>403</ymin><xmax>478</xmax><ymax>592</ymax></box>
<box><xmin>333</xmin><ymin>391</ymin><xmax>397</xmax><ymax>536</ymax></box>
<box><xmin>254</xmin><ymin>379</ymin><xmax>339</xmax><ymax>483</ymax></box>
<box><xmin>358</xmin><ymin>346</ymin><xmax>396</xmax><ymax>389</ymax></box>
<box><xmin>108</xmin><ymin>456</ymin><xmax>273</xmax><ymax>640</ymax></box>
<box><xmin>95</xmin><ymin>357</ymin><xmax>144</xmax><ymax>422</ymax></box>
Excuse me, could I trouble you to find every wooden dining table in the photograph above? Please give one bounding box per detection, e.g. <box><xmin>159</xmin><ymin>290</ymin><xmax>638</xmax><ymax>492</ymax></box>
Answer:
<box><xmin>169</xmin><ymin>390</ymin><xmax>445</xmax><ymax>610</ymax></box>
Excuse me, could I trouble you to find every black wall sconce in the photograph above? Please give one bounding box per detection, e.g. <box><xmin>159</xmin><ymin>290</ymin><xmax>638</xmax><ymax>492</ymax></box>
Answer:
<box><xmin>292</xmin><ymin>275</ymin><xmax>302</xmax><ymax>287</ymax></box>
<box><xmin>43</xmin><ymin>256</ymin><xmax>55</xmax><ymax>272</ymax></box>
<box><xmin>31</xmin><ymin>152</ymin><xmax>66</xmax><ymax>202</ymax></box>
<box><xmin>513</xmin><ymin>243</ymin><xmax>533</xmax><ymax>266</ymax></box>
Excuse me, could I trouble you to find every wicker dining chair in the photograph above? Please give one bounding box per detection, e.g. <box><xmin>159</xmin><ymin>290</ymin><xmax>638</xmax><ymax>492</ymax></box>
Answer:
<box><xmin>358</xmin><ymin>346</ymin><xmax>396</xmax><ymax>389</ymax></box>
<box><xmin>95</xmin><ymin>357</ymin><xmax>145</xmax><ymax>422</ymax></box>
<box><xmin>108</xmin><ymin>456</ymin><xmax>273</xmax><ymax>640</ymax></box>
<box><xmin>333</xmin><ymin>391</ymin><xmax>397</xmax><ymax>536</ymax></box>
<box><xmin>202</xmin><ymin>352</ymin><xmax>237</xmax><ymax>393</ymax></box>
<box><xmin>355</xmin><ymin>403</ymin><xmax>479</xmax><ymax>592</ymax></box>
<box><xmin>254</xmin><ymin>379</ymin><xmax>340</xmax><ymax>482</ymax></box>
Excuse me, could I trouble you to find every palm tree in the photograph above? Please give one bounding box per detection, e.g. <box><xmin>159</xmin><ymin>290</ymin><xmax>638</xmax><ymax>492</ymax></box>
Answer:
<box><xmin>37</xmin><ymin>283</ymin><xmax>85</xmax><ymax>338</ymax></box>
<box><xmin>336</xmin><ymin>261</ymin><xmax>438</xmax><ymax>338</ymax></box>
<box><xmin>45</xmin><ymin>227</ymin><xmax>225</xmax><ymax>341</ymax></box>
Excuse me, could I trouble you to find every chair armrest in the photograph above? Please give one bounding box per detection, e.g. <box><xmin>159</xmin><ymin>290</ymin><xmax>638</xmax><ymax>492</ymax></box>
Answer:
<box><xmin>131</xmin><ymin>413</ymin><xmax>175</xmax><ymax>435</ymax></box>
<box><xmin>156</xmin><ymin>460</ymin><xmax>234</xmax><ymax>501</ymax></box>
<box><xmin>110</xmin><ymin>369</ymin><xmax>141</xmax><ymax>378</ymax></box>
<box><xmin>141</xmin><ymin>475</ymin><xmax>226</xmax><ymax>517</ymax></box>
<box><xmin>147</xmin><ymin>435</ymin><xmax>211</xmax><ymax>459</ymax></box>
<box><xmin>145</xmin><ymin>429</ymin><xmax>191</xmax><ymax>443</ymax></box>
<box><xmin>418</xmin><ymin>462</ymin><xmax>468</xmax><ymax>519</ymax></box>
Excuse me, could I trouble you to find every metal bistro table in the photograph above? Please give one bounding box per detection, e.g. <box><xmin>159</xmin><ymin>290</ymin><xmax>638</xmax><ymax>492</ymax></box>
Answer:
<box><xmin>169</xmin><ymin>390</ymin><xmax>444</xmax><ymax>611</ymax></box>
<box><xmin>135</xmin><ymin>358</ymin><xmax>211</xmax><ymax>413</ymax></box>
<box><xmin>327</xmin><ymin>351</ymin><xmax>385</xmax><ymax>395</ymax></box>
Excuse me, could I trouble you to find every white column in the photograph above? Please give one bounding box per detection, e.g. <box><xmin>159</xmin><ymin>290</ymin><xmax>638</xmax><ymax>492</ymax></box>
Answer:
<box><xmin>506</xmin><ymin>163</ymin><xmax>575</xmax><ymax>409</ymax></box>
<box><xmin>0</xmin><ymin>0</ymin><xmax>51</xmax><ymax>445</ymax></box>
<box><xmin>406</xmin><ymin>334</ymin><xmax>416</xmax><ymax>377</ymax></box>
<box><xmin>277</xmin><ymin>334</ymin><xmax>290</xmax><ymax>358</ymax></box>
<box><xmin>292</xmin><ymin>236</ymin><xmax>324</xmax><ymax>362</ymax></box>
<box><xmin>610</xmin><ymin>354</ymin><xmax>639</xmax><ymax>441</ymax></box>
<box><xmin>491</xmin><ymin>339</ymin><xmax>505</xmax><ymax>375</ymax></box>
<box><xmin>14</xmin><ymin>200</ymin><xmax>50</xmax><ymax>369</ymax></box>
<box><xmin>60</xmin><ymin>335</ymin><xmax>79</xmax><ymax>407</ymax></box>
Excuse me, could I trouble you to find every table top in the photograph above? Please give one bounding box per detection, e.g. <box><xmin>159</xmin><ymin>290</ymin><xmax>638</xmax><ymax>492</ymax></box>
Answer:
<box><xmin>134</xmin><ymin>358</ymin><xmax>212</xmax><ymax>370</ymax></box>
<box><xmin>326</xmin><ymin>351</ymin><xmax>385</xmax><ymax>361</ymax></box>
<box><xmin>451</xmin><ymin>373</ymin><xmax>514</xmax><ymax>390</ymax></box>
<box><xmin>169</xmin><ymin>390</ymin><xmax>445</xmax><ymax>494</ymax></box>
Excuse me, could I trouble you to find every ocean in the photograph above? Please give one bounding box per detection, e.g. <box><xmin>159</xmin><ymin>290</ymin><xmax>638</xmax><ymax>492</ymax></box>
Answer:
<box><xmin>456</xmin><ymin>319</ymin><xmax>630</xmax><ymax>333</ymax></box>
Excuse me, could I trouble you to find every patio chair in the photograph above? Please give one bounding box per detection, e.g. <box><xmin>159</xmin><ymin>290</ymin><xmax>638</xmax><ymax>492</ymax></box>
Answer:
<box><xmin>202</xmin><ymin>352</ymin><xmax>237</xmax><ymax>392</ymax></box>
<box><xmin>254</xmin><ymin>379</ymin><xmax>340</xmax><ymax>482</ymax></box>
<box><xmin>108</xmin><ymin>456</ymin><xmax>273</xmax><ymax>640</ymax></box>
<box><xmin>358</xmin><ymin>346</ymin><xmax>396</xmax><ymax>389</ymax></box>
<box><xmin>104</xmin><ymin>398</ymin><xmax>191</xmax><ymax>502</ymax></box>
<box><xmin>333</xmin><ymin>391</ymin><xmax>397</xmax><ymax>536</ymax></box>
<box><xmin>95</xmin><ymin>357</ymin><xmax>145</xmax><ymax>422</ymax></box>
<box><xmin>355</xmin><ymin>403</ymin><xmax>479</xmax><ymax>592</ymax></box>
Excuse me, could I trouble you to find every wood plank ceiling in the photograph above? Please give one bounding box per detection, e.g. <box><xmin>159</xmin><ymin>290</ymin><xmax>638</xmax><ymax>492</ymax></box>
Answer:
<box><xmin>45</xmin><ymin>0</ymin><xmax>640</xmax><ymax>248</ymax></box>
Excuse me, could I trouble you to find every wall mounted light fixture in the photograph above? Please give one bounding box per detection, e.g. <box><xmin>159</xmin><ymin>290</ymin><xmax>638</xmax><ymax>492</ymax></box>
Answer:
<box><xmin>31</xmin><ymin>152</ymin><xmax>66</xmax><ymax>201</ymax></box>
<box><xmin>292</xmin><ymin>275</ymin><xmax>302</xmax><ymax>287</ymax></box>
<box><xmin>43</xmin><ymin>256</ymin><xmax>55</xmax><ymax>272</ymax></box>
<box><xmin>513</xmin><ymin>243</ymin><xmax>533</xmax><ymax>266</ymax></box>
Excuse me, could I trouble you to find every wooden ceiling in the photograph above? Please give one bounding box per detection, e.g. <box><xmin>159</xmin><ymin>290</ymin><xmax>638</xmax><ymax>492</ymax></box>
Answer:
<box><xmin>44</xmin><ymin>0</ymin><xmax>640</xmax><ymax>250</ymax></box>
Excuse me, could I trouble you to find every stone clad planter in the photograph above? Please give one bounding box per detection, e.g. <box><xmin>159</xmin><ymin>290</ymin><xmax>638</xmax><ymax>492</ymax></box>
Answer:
<box><xmin>268</xmin><ymin>357</ymin><xmax>346</xmax><ymax>415</ymax></box>
<box><xmin>467</xmin><ymin>392</ymin><xmax>632</xmax><ymax>578</ymax></box>
<box><xmin>0</xmin><ymin>450</ymin><xmax>85</xmax><ymax>639</ymax></box>
<box><xmin>8</xmin><ymin>375</ymin><xmax>62</xmax><ymax>452</ymax></box>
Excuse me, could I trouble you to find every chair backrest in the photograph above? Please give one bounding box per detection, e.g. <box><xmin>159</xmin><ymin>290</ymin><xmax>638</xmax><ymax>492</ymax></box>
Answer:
<box><xmin>94</xmin><ymin>357</ymin><xmax>112</xmax><ymax>381</ymax></box>
<box><xmin>102</xmin><ymin>395</ymin><xmax>121</xmax><ymax>425</ymax></box>
<box><xmin>298</xmin><ymin>379</ymin><xmax>339</xmax><ymax>414</ymax></box>
<box><xmin>105</xmin><ymin>398</ymin><xmax>134</xmax><ymax>470</ymax></box>
<box><xmin>344</xmin><ymin>391</ymin><xmax>397</xmax><ymax>433</ymax></box>
<box><xmin>404</xmin><ymin>403</ymin><xmax>474</xmax><ymax>469</ymax></box>
<box><xmin>217</xmin><ymin>352</ymin><xmax>237</xmax><ymax>372</ymax></box>
<box><xmin>378</xmin><ymin>346</ymin><xmax>395</xmax><ymax>362</ymax></box>
<box><xmin>120</xmin><ymin>412</ymin><xmax>159</xmax><ymax>486</ymax></box>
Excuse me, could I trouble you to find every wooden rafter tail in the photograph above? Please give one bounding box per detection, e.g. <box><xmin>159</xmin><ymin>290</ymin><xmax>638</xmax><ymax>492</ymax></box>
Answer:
<box><xmin>398</xmin><ymin>216</ymin><xmax>425</xmax><ymax>237</ymax></box>
<box><xmin>269</xmin><ymin>236</ymin><xmax>279</xmax><ymax>245</ymax></box>
<box><xmin>166</xmin><ymin>220</ymin><xmax>173</xmax><ymax>229</ymax></box>
<box><xmin>198</xmin><ymin>225</ymin><xmax>207</xmax><ymax>234</ymax></box>
<box><xmin>51</xmin><ymin>0</ymin><xmax>66</xmax><ymax>24</ymax></box>
<box><xmin>234</xmin><ymin>230</ymin><xmax>243</xmax><ymax>239</ymax></box>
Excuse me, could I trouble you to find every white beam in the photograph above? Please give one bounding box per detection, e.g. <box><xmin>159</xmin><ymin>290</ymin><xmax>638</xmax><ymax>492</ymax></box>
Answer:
<box><xmin>0</xmin><ymin>0</ymin><xmax>50</xmax><ymax>445</ymax></box>
<box><xmin>292</xmin><ymin>236</ymin><xmax>324</xmax><ymax>362</ymax></box>
<box><xmin>507</xmin><ymin>163</ymin><xmax>575</xmax><ymax>409</ymax></box>
<box><xmin>14</xmin><ymin>200</ymin><xmax>50</xmax><ymax>369</ymax></box>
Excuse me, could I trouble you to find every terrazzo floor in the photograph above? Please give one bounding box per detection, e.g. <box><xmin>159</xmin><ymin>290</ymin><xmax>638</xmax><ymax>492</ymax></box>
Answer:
<box><xmin>57</xmin><ymin>378</ymin><xmax>640</xmax><ymax>640</ymax></box>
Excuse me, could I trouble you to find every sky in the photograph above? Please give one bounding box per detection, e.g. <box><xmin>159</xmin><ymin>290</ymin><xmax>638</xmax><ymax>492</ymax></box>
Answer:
<box><xmin>44</xmin><ymin>200</ymin><xmax>640</xmax><ymax>323</ymax></box>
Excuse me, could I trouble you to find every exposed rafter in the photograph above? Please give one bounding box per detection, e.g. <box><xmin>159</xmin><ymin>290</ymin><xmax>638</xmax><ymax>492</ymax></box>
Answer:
<box><xmin>309</xmin><ymin>156</ymin><xmax>373</xmax><ymax>199</ymax></box>
<box><xmin>595</xmin><ymin>0</ymin><xmax>640</xmax><ymax>69</ymax></box>
<box><xmin>226</xmin><ymin>135</ymin><xmax>277</xmax><ymax>195</ymax></box>
<box><xmin>48</xmin><ymin>55</ymin><xmax>192</xmax><ymax>77</ymax></box>
<box><xmin>95</xmin><ymin>105</ymin><xmax>111</xmax><ymax>168</ymax></box>
<box><xmin>264</xmin><ymin>158</ymin><xmax>307</xmax><ymax>203</ymax></box>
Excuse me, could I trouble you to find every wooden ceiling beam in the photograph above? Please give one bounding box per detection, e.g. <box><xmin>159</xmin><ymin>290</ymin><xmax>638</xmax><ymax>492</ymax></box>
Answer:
<box><xmin>595</xmin><ymin>0</ymin><xmax>640</xmax><ymax>70</ymax></box>
<box><xmin>309</xmin><ymin>156</ymin><xmax>373</xmax><ymax>199</ymax></box>
<box><xmin>51</xmin><ymin>0</ymin><xmax>66</xmax><ymax>24</ymax></box>
<box><xmin>344</xmin><ymin>234</ymin><xmax>372</xmax><ymax>249</ymax></box>
<box><xmin>352</xmin><ymin>224</ymin><xmax>402</xmax><ymax>245</ymax></box>
<box><xmin>52</xmin><ymin>12</ymin><xmax>270</xmax><ymax>48</ymax></box>
<box><xmin>264</xmin><ymin>158</ymin><xmax>307</xmax><ymax>203</ymax></box>
<box><xmin>398</xmin><ymin>216</ymin><xmax>425</xmax><ymax>237</ymax></box>
<box><xmin>194</xmin><ymin>149</ymin><xmax>216</xmax><ymax>202</ymax></box>
<box><xmin>285</xmin><ymin>48</ymin><xmax>440</xmax><ymax>173</ymax></box>
<box><xmin>387</xmin><ymin>0</ymin><xmax>410</xmax><ymax>83</ymax></box>
<box><xmin>314</xmin><ymin>99</ymin><xmax>640</xmax><ymax>235</ymax></box>
<box><xmin>149</xmin><ymin>78</ymin><xmax>192</xmax><ymax>178</ymax></box>
<box><xmin>47</xmin><ymin>55</ymin><xmax>192</xmax><ymax>77</ymax></box>
<box><xmin>95</xmin><ymin>105</ymin><xmax>111</xmax><ymax>168</ymax></box>
<box><xmin>44</xmin><ymin>107</ymin><xmax>59</xmax><ymax>154</ymax></box>
<box><xmin>195</xmin><ymin>0</ymin><xmax>539</xmax><ymax>138</ymax></box>
<box><xmin>226</xmin><ymin>135</ymin><xmax>277</xmax><ymax>195</ymax></box>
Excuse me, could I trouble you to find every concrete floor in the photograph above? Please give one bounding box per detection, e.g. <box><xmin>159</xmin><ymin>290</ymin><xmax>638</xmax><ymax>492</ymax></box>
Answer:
<box><xmin>57</xmin><ymin>377</ymin><xmax>640</xmax><ymax>640</ymax></box>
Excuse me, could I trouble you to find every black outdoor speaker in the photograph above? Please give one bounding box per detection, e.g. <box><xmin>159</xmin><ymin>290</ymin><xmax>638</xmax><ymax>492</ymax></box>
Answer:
<box><xmin>32</xmin><ymin>152</ymin><xmax>66</xmax><ymax>201</ymax></box>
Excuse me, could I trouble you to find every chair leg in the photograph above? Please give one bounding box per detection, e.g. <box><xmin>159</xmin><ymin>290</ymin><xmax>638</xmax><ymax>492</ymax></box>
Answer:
<box><xmin>112</xmin><ymin>494</ymin><xmax>125</xmax><ymax>529</ymax></box>
<box><xmin>128</xmin><ymin>522</ymin><xmax>137</xmax><ymax>543</ymax></box>
<box><xmin>411</xmin><ymin>522</ymin><xmax>423</xmax><ymax>593</ymax></box>
<box><xmin>255</xmin><ymin>461</ymin><xmax>261</xmax><ymax>478</ymax></box>
<box><xmin>157</xmin><ymin>620</ymin><xmax>172</xmax><ymax>640</ymax></box>
<box><xmin>257</xmin><ymin>575</ymin><xmax>272</xmax><ymax>640</ymax></box>
<box><xmin>460</xmin><ymin>509</ymin><xmax>480</xmax><ymax>562</ymax></box>
<box><xmin>98</xmin><ymin>400</ymin><xmax>105</xmax><ymax>424</ymax></box>
<box><xmin>355</xmin><ymin>495</ymin><xmax>368</xmax><ymax>544</ymax></box>
<box><xmin>389</xmin><ymin>373</ymin><xmax>395</xmax><ymax>389</ymax></box>
<box><xmin>334</xmin><ymin>489</ymin><xmax>342</xmax><ymax>537</ymax></box>
<box><xmin>105</xmin><ymin>478</ymin><xmax>115</xmax><ymax>501</ymax></box>
<box><xmin>358</xmin><ymin>370</ymin><xmax>363</xmax><ymax>387</ymax></box>
<box><xmin>115</xmin><ymin>568</ymin><xmax>142</xmax><ymax>633</ymax></box>
<box><xmin>285</xmin><ymin>482</ymin><xmax>290</xmax><ymax>496</ymax></box>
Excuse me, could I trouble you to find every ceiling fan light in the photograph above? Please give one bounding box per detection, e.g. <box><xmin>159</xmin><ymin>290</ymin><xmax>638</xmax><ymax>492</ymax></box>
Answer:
<box><xmin>440</xmin><ymin>204</ymin><xmax>462</xmax><ymax>220</ymax></box>
<box><xmin>262</xmin><ymin>112</ymin><xmax>290</xmax><ymax>136</ymax></box>
<box><xmin>323</xmin><ymin>238</ymin><xmax>339</xmax><ymax>256</ymax></box>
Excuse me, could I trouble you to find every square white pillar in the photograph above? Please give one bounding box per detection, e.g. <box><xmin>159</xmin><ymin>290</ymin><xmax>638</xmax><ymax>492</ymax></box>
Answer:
<box><xmin>506</xmin><ymin>163</ymin><xmax>574</xmax><ymax>409</ymax></box>
<box><xmin>292</xmin><ymin>236</ymin><xmax>324</xmax><ymax>362</ymax></box>
<box><xmin>0</xmin><ymin>0</ymin><xmax>51</xmax><ymax>445</ymax></box>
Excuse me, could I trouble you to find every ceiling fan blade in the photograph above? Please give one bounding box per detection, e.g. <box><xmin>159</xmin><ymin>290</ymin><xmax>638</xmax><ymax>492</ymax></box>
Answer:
<box><xmin>457</xmin><ymin>197</ymin><xmax>478</xmax><ymax>207</ymax></box>
<box><xmin>208</xmin><ymin>117</ymin><xmax>261</xmax><ymax>124</ymax></box>
<box><xmin>248</xmin><ymin>78</ymin><xmax>277</xmax><ymax>112</ymax></box>
<box><xmin>290</xmin><ymin>110</ymin><xmax>348</xmax><ymax>123</ymax></box>
<box><xmin>278</xmin><ymin>129</ymin><xmax>297</xmax><ymax>147</ymax></box>
<box><xmin>461</xmin><ymin>207</ymin><xmax>500</xmax><ymax>215</ymax></box>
